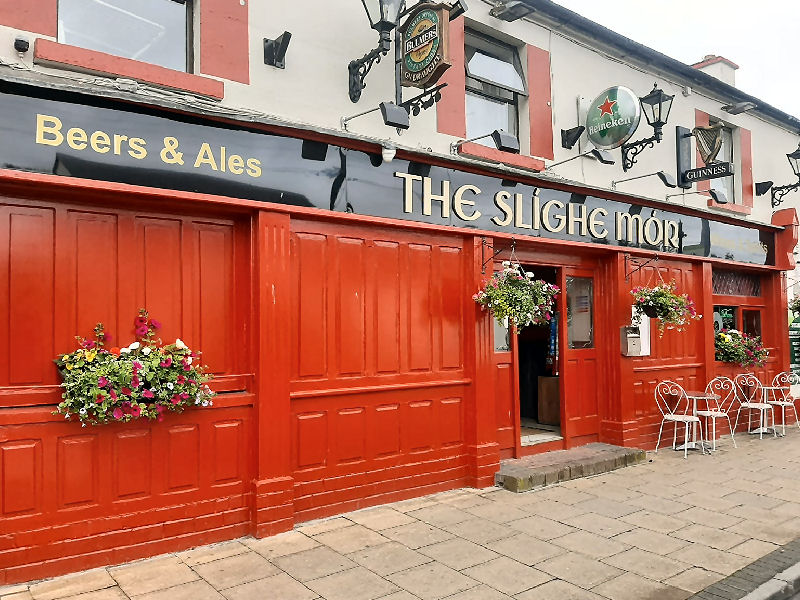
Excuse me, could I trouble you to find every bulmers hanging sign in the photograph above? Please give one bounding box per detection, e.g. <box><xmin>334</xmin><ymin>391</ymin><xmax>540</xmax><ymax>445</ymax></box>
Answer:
<box><xmin>586</xmin><ymin>86</ymin><xmax>641</xmax><ymax>150</ymax></box>
<box><xmin>399</xmin><ymin>3</ymin><xmax>451</xmax><ymax>88</ymax></box>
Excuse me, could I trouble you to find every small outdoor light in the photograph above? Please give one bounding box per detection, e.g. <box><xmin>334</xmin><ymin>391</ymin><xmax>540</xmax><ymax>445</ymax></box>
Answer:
<box><xmin>341</xmin><ymin>101</ymin><xmax>410</xmax><ymax>131</ymax></box>
<box><xmin>489</xmin><ymin>0</ymin><xmax>534</xmax><ymax>21</ymax></box>
<box><xmin>755</xmin><ymin>143</ymin><xmax>800</xmax><ymax>207</ymax></box>
<box><xmin>612</xmin><ymin>170</ymin><xmax>677</xmax><ymax>190</ymax></box>
<box><xmin>450</xmin><ymin>129</ymin><xmax>520</xmax><ymax>154</ymax></box>
<box><xmin>546</xmin><ymin>147</ymin><xmax>615</xmax><ymax>169</ymax></box>
<box><xmin>348</xmin><ymin>0</ymin><xmax>404</xmax><ymax>103</ymax></box>
<box><xmin>448</xmin><ymin>0</ymin><xmax>468</xmax><ymax>20</ymax></box>
<box><xmin>561</xmin><ymin>125</ymin><xmax>586</xmax><ymax>150</ymax></box>
<box><xmin>665</xmin><ymin>189</ymin><xmax>728</xmax><ymax>204</ymax></box>
<box><xmin>722</xmin><ymin>101</ymin><xmax>757</xmax><ymax>115</ymax></box>
<box><xmin>621</xmin><ymin>84</ymin><xmax>675</xmax><ymax>171</ymax></box>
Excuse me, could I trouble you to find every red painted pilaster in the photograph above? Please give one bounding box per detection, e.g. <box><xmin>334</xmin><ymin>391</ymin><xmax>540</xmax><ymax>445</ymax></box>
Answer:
<box><xmin>0</xmin><ymin>0</ymin><xmax>56</xmax><ymax>36</ymax></box>
<box><xmin>436</xmin><ymin>18</ymin><xmax>466</xmax><ymax>138</ymax></box>
<box><xmin>527</xmin><ymin>45</ymin><xmax>553</xmax><ymax>160</ymax></box>
<box><xmin>200</xmin><ymin>0</ymin><xmax>250</xmax><ymax>84</ymax></box>
<box><xmin>700</xmin><ymin>262</ymin><xmax>715</xmax><ymax>383</ymax></box>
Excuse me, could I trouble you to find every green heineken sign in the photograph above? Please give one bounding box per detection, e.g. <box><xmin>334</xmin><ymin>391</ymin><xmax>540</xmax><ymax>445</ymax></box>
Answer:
<box><xmin>399</xmin><ymin>3</ymin><xmax>450</xmax><ymax>89</ymax></box>
<box><xmin>586</xmin><ymin>86</ymin><xmax>641</xmax><ymax>150</ymax></box>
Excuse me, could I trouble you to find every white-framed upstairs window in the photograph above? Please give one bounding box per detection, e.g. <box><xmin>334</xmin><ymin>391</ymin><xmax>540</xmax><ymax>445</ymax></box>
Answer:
<box><xmin>464</xmin><ymin>31</ymin><xmax>527</xmax><ymax>148</ymax></box>
<box><xmin>58</xmin><ymin>0</ymin><xmax>192</xmax><ymax>72</ymax></box>
<box><xmin>710</xmin><ymin>121</ymin><xmax>736</xmax><ymax>204</ymax></box>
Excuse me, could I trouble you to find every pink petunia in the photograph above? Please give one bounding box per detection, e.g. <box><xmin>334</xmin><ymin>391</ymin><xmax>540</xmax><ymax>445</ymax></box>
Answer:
<box><xmin>132</xmin><ymin>361</ymin><xmax>143</xmax><ymax>371</ymax></box>
<box><xmin>142</xmin><ymin>389</ymin><xmax>155</xmax><ymax>399</ymax></box>
<box><xmin>131</xmin><ymin>376</ymin><xmax>141</xmax><ymax>388</ymax></box>
<box><xmin>176</xmin><ymin>375</ymin><xmax>186</xmax><ymax>384</ymax></box>
<box><xmin>121</xmin><ymin>387</ymin><xmax>132</xmax><ymax>396</ymax></box>
<box><xmin>160</xmin><ymin>357</ymin><xmax>173</xmax><ymax>368</ymax></box>
<box><xmin>150</xmin><ymin>319</ymin><xmax>161</xmax><ymax>330</ymax></box>
<box><xmin>156</xmin><ymin>405</ymin><xmax>165</xmax><ymax>413</ymax></box>
<box><xmin>95</xmin><ymin>394</ymin><xmax>104</xmax><ymax>403</ymax></box>
<box><xmin>134</xmin><ymin>316</ymin><xmax>147</xmax><ymax>327</ymax></box>
<box><xmin>112</xmin><ymin>407</ymin><xmax>123</xmax><ymax>420</ymax></box>
<box><xmin>170</xmin><ymin>394</ymin><xmax>181</xmax><ymax>405</ymax></box>
<box><xmin>109</xmin><ymin>389</ymin><xmax>118</xmax><ymax>400</ymax></box>
<box><xmin>131</xmin><ymin>405</ymin><xmax>141</xmax><ymax>418</ymax></box>
<box><xmin>97</xmin><ymin>376</ymin><xmax>109</xmax><ymax>388</ymax></box>
<box><xmin>183</xmin><ymin>364</ymin><xmax>191</xmax><ymax>372</ymax></box>
<box><xmin>135</xmin><ymin>325</ymin><xmax>148</xmax><ymax>337</ymax></box>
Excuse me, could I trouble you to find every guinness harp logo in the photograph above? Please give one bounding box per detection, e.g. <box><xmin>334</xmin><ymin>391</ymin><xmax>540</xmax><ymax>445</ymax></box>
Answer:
<box><xmin>692</xmin><ymin>122</ymin><xmax>724</xmax><ymax>165</ymax></box>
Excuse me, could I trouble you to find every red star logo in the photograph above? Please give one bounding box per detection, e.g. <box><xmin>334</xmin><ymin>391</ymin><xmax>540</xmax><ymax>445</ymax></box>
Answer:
<box><xmin>597</xmin><ymin>96</ymin><xmax>617</xmax><ymax>117</ymax></box>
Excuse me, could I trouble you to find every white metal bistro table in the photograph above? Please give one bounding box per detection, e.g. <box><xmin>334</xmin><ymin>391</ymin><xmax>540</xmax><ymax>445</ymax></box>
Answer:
<box><xmin>758</xmin><ymin>385</ymin><xmax>788</xmax><ymax>436</ymax></box>
<box><xmin>675</xmin><ymin>390</ymin><xmax>717</xmax><ymax>452</ymax></box>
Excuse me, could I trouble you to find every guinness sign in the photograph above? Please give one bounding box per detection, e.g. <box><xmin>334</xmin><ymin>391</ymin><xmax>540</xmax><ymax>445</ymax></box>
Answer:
<box><xmin>682</xmin><ymin>162</ymin><xmax>735</xmax><ymax>185</ymax></box>
<box><xmin>399</xmin><ymin>3</ymin><xmax>451</xmax><ymax>88</ymax></box>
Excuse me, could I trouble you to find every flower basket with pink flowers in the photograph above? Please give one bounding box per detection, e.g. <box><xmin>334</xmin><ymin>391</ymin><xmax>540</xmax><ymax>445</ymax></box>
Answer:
<box><xmin>630</xmin><ymin>280</ymin><xmax>701</xmax><ymax>338</ymax></box>
<box><xmin>54</xmin><ymin>309</ymin><xmax>214</xmax><ymax>426</ymax></box>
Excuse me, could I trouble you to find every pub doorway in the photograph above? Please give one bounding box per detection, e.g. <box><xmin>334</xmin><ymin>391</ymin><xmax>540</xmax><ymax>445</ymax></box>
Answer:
<box><xmin>516</xmin><ymin>265</ymin><xmax>562</xmax><ymax>447</ymax></box>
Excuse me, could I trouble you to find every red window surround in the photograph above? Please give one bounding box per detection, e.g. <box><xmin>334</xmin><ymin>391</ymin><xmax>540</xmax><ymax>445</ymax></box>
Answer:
<box><xmin>2</xmin><ymin>0</ymin><xmax>248</xmax><ymax>98</ymax></box>
<box><xmin>694</xmin><ymin>109</ymin><xmax>753</xmax><ymax>215</ymax></box>
<box><xmin>437</xmin><ymin>18</ymin><xmax>550</xmax><ymax>171</ymax></box>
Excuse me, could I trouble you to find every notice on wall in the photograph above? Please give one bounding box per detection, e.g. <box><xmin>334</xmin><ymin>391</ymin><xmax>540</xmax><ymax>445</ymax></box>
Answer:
<box><xmin>790</xmin><ymin>322</ymin><xmax>800</xmax><ymax>377</ymax></box>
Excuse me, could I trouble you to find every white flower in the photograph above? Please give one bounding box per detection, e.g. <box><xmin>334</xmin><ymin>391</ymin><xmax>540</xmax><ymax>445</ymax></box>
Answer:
<box><xmin>128</xmin><ymin>342</ymin><xmax>140</xmax><ymax>350</ymax></box>
<box><xmin>175</xmin><ymin>338</ymin><xmax>188</xmax><ymax>350</ymax></box>
<box><xmin>208</xmin><ymin>401</ymin><xmax>213</xmax><ymax>407</ymax></box>
<box><xmin>142</xmin><ymin>346</ymin><xmax>151</xmax><ymax>355</ymax></box>
<box><xmin>186</xmin><ymin>356</ymin><xmax>193</xmax><ymax>365</ymax></box>
<box><xmin>120</xmin><ymin>348</ymin><xmax>131</xmax><ymax>354</ymax></box>
<box><xmin>167</xmin><ymin>382</ymin><xmax>174</xmax><ymax>390</ymax></box>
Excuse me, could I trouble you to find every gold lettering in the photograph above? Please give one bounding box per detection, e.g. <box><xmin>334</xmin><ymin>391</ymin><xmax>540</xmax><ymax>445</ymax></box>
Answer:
<box><xmin>246</xmin><ymin>158</ymin><xmax>262</xmax><ymax>178</ymax></box>
<box><xmin>67</xmin><ymin>127</ymin><xmax>87</xmax><ymax>150</ymax></box>
<box><xmin>588</xmin><ymin>208</ymin><xmax>608</xmax><ymax>239</ymax></box>
<box><xmin>422</xmin><ymin>177</ymin><xmax>450</xmax><ymax>218</ymax></box>
<box><xmin>90</xmin><ymin>131</ymin><xmax>111</xmax><ymax>154</ymax></box>
<box><xmin>665</xmin><ymin>220</ymin><xmax>680</xmax><ymax>249</ymax></box>
<box><xmin>514</xmin><ymin>193</ymin><xmax>532</xmax><ymax>229</ymax></box>
<box><xmin>532</xmin><ymin>189</ymin><xmax>541</xmax><ymax>230</ymax></box>
<box><xmin>616</xmin><ymin>212</ymin><xmax>644</xmax><ymax>242</ymax></box>
<box><xmin>228</xmin><ymin>154</ymin><xmax>245</xmax><ymax>175</ymax></box>
<box><xmin>542</xmin><ymin>200</ymin><xmax>566</xmax><ymax>233</ymax></box>
<box><xmin>492</xmin><ymin>191</ymin><xmax>513</xmax><ymax>226</ymax></box>
<box><xmin>194</xmin><ymin>142</ymin><xmax>218</xmax><ymax>170</ymax></box>
<box><xmin>643</xmin><ymin>216</ymin><xmax>664</xmax><ymax>246</ymax></box>
<box><xmin>220</xmin><ymin>146</ymin><xmax>227</xmax><ymax>172</ymax></box>
<box><xmin>112</xmin><ymin>134</ymin><xmax>128</xmax><ymax>155</ymax></box>
<box><xmin>453</xmin><ymin>184</ymin><xmax>481</xmax><ymax>221</ymax></box>
<box><xmin>394</xmin><ymin>172</ymin><xmax>422</xmax><ymax>214</ymax></box>
<box><xmin>128</xmin><ymin>137</ymin><xmax>147</xmax><ymax>160</ymax></box>
<box><xmin>567</xmin><ymin>203</ymin><xmax>588</xmax><ymax>236</ymax></box>
<box><xmin>36</xmin><ymin>114</ymin><xmax>63</xmax><ymax>146</ymax></box>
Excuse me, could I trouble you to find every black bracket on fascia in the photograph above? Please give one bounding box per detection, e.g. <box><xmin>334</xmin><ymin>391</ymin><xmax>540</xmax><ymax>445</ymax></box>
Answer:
<box><xmin>481</xmin><ymin>237</ymin><xmax>515</xmax><ymax>274</ymax></box>
<box><xmin>624</xmin><ymin>253</ymin><xmax>659</xmax><ymax>282</ymax></box>
<box><xmin>264</xmin><ymin>32</ymin><xmax>292</xmax><ymax>69</ymax></box>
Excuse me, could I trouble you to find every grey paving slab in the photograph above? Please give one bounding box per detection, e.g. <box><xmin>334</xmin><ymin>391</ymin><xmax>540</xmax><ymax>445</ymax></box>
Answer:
<box><xmin>485</xmin><ymin>533</ymin><xmax>564</xmax><ymax>566</ymax></box>
<box><xmin>192</xmin><ymin>552</ymin><xmax>279</xmax><ymax>590</ymax></box>
<box><xmin>272</xmin><ymin>545</ymin><xmax>356</xmax><ymax>582</ymax></box>
<box><xmin>460</xmin><ymin>556</ymin><xmax>551</xmax><ymax>595</ymax></box>
<box><xmin>311</xmin><ymin>524</ymin><xmax>390</xmax><ymax>554</ymax></box>
<box><xmin>592</xmin><ymin>572</ymin><xmax>691</xmax><ymax>600</ymax></box>
<box><xmin>242</xmin><ymin>530</ymin><xmax>320</xmax><ymax>560</ymax></box>
<box><xmin>347</xmin><ymin>542</ymin><xmax>432</xmax><ymax>576</ymax></box>
<box><xmin>109</xmin><ymin>556</ymin><xmax>199</xmax><ymax>597</ymax></box>
<box><xmin>305</xmin><ymin>567</ymin><xmax>399</xmax><ymax>600</ymax></box>
<box><xmin>386</xmin><ymin>563</ymin><xmax>478</xmax><ymax>600</ymax></box>
<box><xmin>515</xmin><ymin>579</ymin><xmax>608</xmax><ymax>599</ymax></box>
<box><xmin>380</xmin><ymin>522</ymin><xmax>454</xmax><ymax>549</ymax></box>
<box><xmin>537</xmin><ymin>552</ymin><xmax>623</xmax><ymax>589</ymax></box>
<box><xmin>30</xmin><ymin>570</ymin><xmax>116</xmax><ymax>600</ymax></box>
<box><xmin>220</xmin><ymin>572</ymin><xmax>317</xmax><ymax>600</ymax></box>
<box><xmin>135</xmin><ymin>580</ymin><xmax>224</xmax><ymax>600</ymax></box>
<box><xmin>416</xmin><ymin>538</ymin><xmax>499</xmax><ymax>570</ymax></box>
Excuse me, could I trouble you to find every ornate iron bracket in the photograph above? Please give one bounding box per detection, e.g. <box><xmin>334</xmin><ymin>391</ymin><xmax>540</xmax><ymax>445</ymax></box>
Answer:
<box><xmin>348</xmin><ymin>43</ymin><xmax>388</xmax><ymax>103</ymax></box>
<box><xmin>624</xmin><ymin>254</ymin><xmax>658</xmax><ymax>282</ymax></box>
<box><xmin>481</xmin><ymin>237</ymin><xmax>516</xmax><ymax>274</ymax></box>
<box><xmin>621</xmin><ymin>135</ymin><xmax>658</xmax><ymax>172</ymax></box>
<box><xmin>771</xmin><ymin>181</ymin><xmax>800</xmax><ymax>208</ymax></box>
<box><xmin>401</xmin><ymin>83</ymin><xmax>447</xmax><ymax>116</ymax></box>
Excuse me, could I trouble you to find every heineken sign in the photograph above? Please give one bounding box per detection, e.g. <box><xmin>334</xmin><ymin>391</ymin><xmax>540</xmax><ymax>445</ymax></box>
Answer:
<box><xmin>586</xmin><ymin>86</ymin><xmax>641</xmax><ymax>150</ymax></box>
<box><xmin>399</xmin><ymin>3</ymin><xmax>450</xmax><ymax>88</ymax></box>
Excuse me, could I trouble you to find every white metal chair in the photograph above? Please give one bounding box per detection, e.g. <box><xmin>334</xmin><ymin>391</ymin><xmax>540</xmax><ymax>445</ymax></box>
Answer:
<box><xmin>765</xmin><ymin>371</ymin><xmax>800</xmax><ymax>436</ymax></box>
<box><xmin>733</xmin><ymin>373</ymin><xmax>776</xmax><ymax>439</ymax></box>
<box><xmin>654</xmin><ymin>380</ymin><xmax>706</xmax><ymax>459</ymax></box>
<box><xmin>696</xmin><ymin>376</ymin><xmax>737</xmax><ymax>451</ymax></box>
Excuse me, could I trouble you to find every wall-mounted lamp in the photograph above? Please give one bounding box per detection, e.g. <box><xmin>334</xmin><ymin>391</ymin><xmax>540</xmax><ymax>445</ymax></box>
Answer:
<box><xmin>489</xmin><ymin>0</ymin><xmax>534</xmax><ymax>21</ymax></box>
<box><xmin>264</xmin><ymin>31</ymin><xmax>291</xmax><ymax>68</ymax></box>
<box><xmin>301</xmin><ymin>140</ymin><xmax>329</xmax><ymax>161</ymax></box>
<box><xmin>561</xmin><ymin>125</ymin><xmax>586</xmax><ymax>150</ymax></box>
<box><xmin>342</xmin><ymin>101</ymin><xmax>410</xmax><ymax>131</ymax></box>
<box><xmin>450</xmin><ymin>129</ymin><xmax>520</xmax><ymax>154</ymax></box>
<box><xmin>547</xmin><ymin>148</ymin><xmax>615</xmax><ymax>169</ymax></box>
<box><xmin>755</xmin><ymin>143</ymin><xmax>800</xmax><ymax>207</ymax></box>
<box><xmin>381</xmin><ymin>143</ymin><xmax>397</xmax><ymax>163</ymax></box>
<box><xmin>722</xmin><ymin>101</ymin><xmax>757</xmax><ymax>115</ymax></box>
<box><xmin>449</xmin><ymin>0</ymin><xmax>468</xmax><ymax>20</ymax></box>
<box><xmin>665</xmin><ymin>189</ymin><xmax>728</xmax><ymax>204</ymax></box>
<box><xmin>612</xmin><ymin>170</ymin><xmax>677</xmax><ymax>190</ymax></box>
<box><xmin>621</xmin><ymin>84</ymin><xmax>675</xmax><ymax>171</ymax></box>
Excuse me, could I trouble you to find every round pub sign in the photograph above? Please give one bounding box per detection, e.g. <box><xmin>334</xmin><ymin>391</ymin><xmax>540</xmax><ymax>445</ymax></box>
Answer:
<box><xmin>586</xmin><ymin>86</ymin><xmax>641</xmax><ymax>150</ymax></box>
<box><xmin>400</xmin><ymin>3</ymin><xmax>451</xmax><ymax>89</ymax></box>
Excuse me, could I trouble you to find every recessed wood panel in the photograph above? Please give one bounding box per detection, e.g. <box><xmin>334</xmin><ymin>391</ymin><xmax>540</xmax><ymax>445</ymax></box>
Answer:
<box><xmin>439</xmin><ymin>398</ymin><xmax>463</xmax><ymax>446</ymax></box>
<box><xmin>8</xmin><ymin>209</ymin><xmax>54</xmax><ymax>385</ymax></box>
<box><xmin>408</xmin><ymin>244</ymin><xmax>433</xmax><ymax>371</ymax></box>
<box><xmin>73</xmin><ymin>212</ymin><xmax>118</xmax><ymax>340</ymax></box>
<box><xmin>114</xmin><ymin>430</ymin><xmax>151</xmax><ymax>500</ymax></box>
<box><xmin>2</xmin><ymin>439</ymin><xmax>40</xmax><ymax>515</ymax></box>
<box><xmin>575</xmin><ymin>357</ymin><xmax>598</xmax><ymax>419</ymax></box>
<box><xmin>58</xmin><ymin>435</ymin><xmax>97</xmax><ymax>508</ymax></box>
<box><xmin>373</xmin><ymin>242</ymin><xmax>401</xmax><ymax>374</ymax></box>
<box><xmin>406</xmin><ymin>400</ymin><xmax>434</xmax><ymax>451</ymax></box>
<box><xmin>198</xmin><ymin>225</ymin><xmax>234</xmax><ymax>375</ymax></box>
<box><xmin>212</xmin><ymin>420</ymin><xmax>242</xmax><ymax>484</ymax></box>
<box><xmin>335</xmin><ymin>407</ymin><xmax>365</xmax><ymax>463</ymax></box>
<box><xmin>336</xmin><ymin>238</ymin><xmax>366</xmax><ymax>376</ymax></box>
<box><xmin>494</xmin><ymin>363</ymin><xmax>514</xmax><ymax>429</ymax></box>
<box><xmin>167</xmin><ymin>425</ymin><xmax>199</xmax><ymax>491</ymax></box>
<box><xmin>294</xmin><ymin>233</ymin><xmax>328</xmax><ymax>379</ymax></box>
<box><xmin>371</xmin><ymin>404</ymin><xmax>401</xmax><ymax>458</ymax></box>
<box><xmin>439</xmin><ymin>247</ymin><xmax>463</xmax><ymax>370</ymax></box>
<box><xmin>295</xmin><ymin>411</ymin><xmax>327</xmax><ymax>470</ymax></box>
<box><xmin>138</xmin><ymin>218</ymin><xmax>183</xmax><ymax>343</ymax></box>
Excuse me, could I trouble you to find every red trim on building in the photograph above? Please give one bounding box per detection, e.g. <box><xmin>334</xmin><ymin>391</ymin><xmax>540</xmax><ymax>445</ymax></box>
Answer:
<box><xmin>527</xmin><ymin>45</ymin><xmax>554</xmax><ymax>160</ymax></box>
<box><xmin>691</xmin><ymin>55</ymin><xmax>740</xmax><ymax>70</ymax></box>
<box><xmin>457</xmin><ymin>142</ymin><xmax>545</xmax><ymax>171</ymax></box>
<box><xmin>0</xmin><ymin>0</ymin><xmax>56</xmax><ymax>36</ymax></box>
<box><xmin>436</xmin><ymin>18</ymin><xmax>467</xmax><ymax>138</ymax></box>
<box><xmin>773</xmin><ymin>208</ymin><xmax>799</xmax><ymax>271</ymax></box>
<box><xmin>34</xmin><ymin>39</ymin><xmax>225</xmax><ymax>99</ymax></box>
<box><xmin>739</xmin><ymin>127</ymin><xmax>754</xmax><ymax>209</ymax></box>
<box><xmin>199</xmin><ymin>0</ymin><xmax>250</xmax><ymax>84</ymax></box>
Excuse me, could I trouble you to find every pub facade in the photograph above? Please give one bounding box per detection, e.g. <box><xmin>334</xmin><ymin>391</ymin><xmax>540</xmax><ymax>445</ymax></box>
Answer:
<box><xmin>0</xmin><ymin>0</ymin><xmax>798</xmax><ymax>584</ymax></box>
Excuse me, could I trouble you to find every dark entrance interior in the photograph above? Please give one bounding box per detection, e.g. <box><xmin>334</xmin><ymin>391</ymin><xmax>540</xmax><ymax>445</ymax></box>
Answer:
<box><xmin>517</xmin><ymin>265</ymin><xmax>561</xmax><ymax>444</ymax></box>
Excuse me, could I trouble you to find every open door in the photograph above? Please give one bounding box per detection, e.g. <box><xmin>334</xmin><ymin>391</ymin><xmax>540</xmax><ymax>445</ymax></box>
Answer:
<box><xmin>562</xmin><ymin>268</ymin><xmax>601</xmax><ymax>444</ymax></box>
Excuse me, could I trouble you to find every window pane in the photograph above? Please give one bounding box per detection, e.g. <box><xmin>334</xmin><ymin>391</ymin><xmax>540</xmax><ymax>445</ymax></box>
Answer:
<box><xmin>711</xmin><ymin>126</ymin><xmax>735</xmax><ymax>203</ymax></box>
<box><xmin>567</xmin><ymin>277</ymin><xmax>593</xmax><ymax>349</ymax></box>
<box><xmin>713</xmin><ymin>306</ymin><xmax>737</xmax><ymax>332</ymax></box>
<box><xmin>743</xmin><ymin>310</ymin><xmax>762</xmax><ymax>337</ymax></box>
<box><xmin>712</xmin><ymin>270</ymin><xmax>761</xmax><ymax>296</ymax></box>
<box><xmin>466</xmin><ymin>50</ymin><xmax>525</xmax><ymax>93</ymax></box>
<box><xmin>466</xmin><ymin>92</ymin><xmax>516</xmax><ymax>144</ymax></box>
<box><xmin>59</xmin><ymin>0</ymin><xmax>188</xmax><ymax>72</ymax></box>
<box><xmin>493</xmin><ymin>318</ymin><xmax>510</xmax><ymax>352</ymax></box>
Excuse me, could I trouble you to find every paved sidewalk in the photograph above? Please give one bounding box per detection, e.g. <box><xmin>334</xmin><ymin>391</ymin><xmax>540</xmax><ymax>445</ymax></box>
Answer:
<box><xmin>5</xmin><ymin>429</ymin><xmax>800</xmax><ymax>600</ymax></box>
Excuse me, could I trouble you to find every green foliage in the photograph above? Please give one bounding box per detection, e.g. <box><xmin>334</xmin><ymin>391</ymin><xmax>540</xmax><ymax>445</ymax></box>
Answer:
<box><xmin>54</xmin><ymin>309</ymin><xmax>214</xmax><ymax>426</ymax></box>
<box><xmin>715</xmin><ymin>329</ymin><xmax>768</xmax><ymax>368</ymax></box>
<box><xmin>473</xmin><ymin>262</ymin><xmax>559</xmax><ymax>332</ymax></box>
<box><xmin>790</xmin><ymin>296</ymin><xmax>800</xmax><ymax>315</ymax></box>
<box><xmin>631</xmin><ymin>280</ymin><xmax>701</xmax><ymax>337</ymax></box>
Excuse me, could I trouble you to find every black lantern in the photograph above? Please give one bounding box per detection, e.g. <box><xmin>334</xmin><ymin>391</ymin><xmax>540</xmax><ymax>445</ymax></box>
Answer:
<box><xmin>360</xmin><ymin>0</ymin><xmax>404</xmax><ymax>35</ymax></box>
<box><xmin>788</xmin><ymin>143</ymin><xmax>800</xmax><ymax>178</ymax></box>
<box><xmin>639</xmin><ymin>84</ymin><xmax>674</xmax><ymax>141</ymax></box>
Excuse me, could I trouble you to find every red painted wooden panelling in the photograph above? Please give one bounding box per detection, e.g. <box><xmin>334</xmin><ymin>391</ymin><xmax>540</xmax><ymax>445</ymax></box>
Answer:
<box><xmin>408</xmin><ymin>244</ymin><xmax>434</xmax><ymax>372</ymax></box>
<box><xmin>336</xmin><ymin>238</ymin><xmax>366</xmax><ymax>377</ymax></box>
<box><xmin>293</xmin><ymin>233</ymin><xmax>328</xmax><ymax>379</ymax></box>
<box><xmin>212</xmin><ymin>420</ymin><xmax>243</xmax><ymax>484</ymax></box>
<box><xmin>58</xmin><ymin>435</ymin><xmax>98</xmax><ymax>508</ymax></box>
<box><xmin>371</xmin><ymin>404</ymin><xmax>401</xmax><ymax>457</ymax></box>
<box><xmin>1</xmin><ymin>440</ymin><xmax>41</xmax><ymax>515</ymax></box>
<box><xmin>373</xmin><ymin>242</ymin><xmax>401</xmax><ymax>374</ymax></box>
<box><xmin>167</xmin><ymin>425</ymin><xmax>200</xmax><ymax>492</ymax></box>
<box><xmin>197</xmin><ymin>225</ymin><xmax>234</xmax><ymax>375</ymax></box>
<box><xmin>138</xmin><ymin>218</ymin><xmax>183</xmax><ymax>345</ymax></box>
<box><xmin>114</xmin><ymin>430</ymin><xmax>151</xmax><ymax>500</ymax></box>
<box><xmin>439</xmin><ymin>247</ymin><xmax>464</xmax><ymax>370</ymax></box>
<box><xmin>199</xmin><ymin>0</ymin><xmax>250</xmax><ymax>84</ymax></box>
<box><xmin>0</xmin><ymin>0</ymin><xmax>57</xmax><ymax>36</ymax></box>
<box><xmin>335</xmin><ymin>407</ymin><xmax>366</xmax><ymax>463</ymax></box>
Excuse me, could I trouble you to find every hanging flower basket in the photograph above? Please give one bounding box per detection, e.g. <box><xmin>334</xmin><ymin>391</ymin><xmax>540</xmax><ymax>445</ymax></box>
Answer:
<box><xmin>631</xmin><ymin>280</ymin><xmax>701</xmax><ymax>337</ymax></box>
<box><xmin>473</xmin><ymin>261</ymin><xmax>559</xmax><ymax>332</ymax></box>
<box><xmin>790</xmin><ymin>297</ymin><xmax>800</xmax><ymax>316</ymax></box>
<box><xmin>54</xmin><ymin>309</ymin><xmax>214</xmax><ymax>426</ymax></box>
<box><xmin>715</xmin><ymin>329</ymin><xmax>768</xmax><ymax>368</ymax></box>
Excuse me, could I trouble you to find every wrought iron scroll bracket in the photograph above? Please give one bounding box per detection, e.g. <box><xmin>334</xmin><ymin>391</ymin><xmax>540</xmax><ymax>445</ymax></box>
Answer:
<box><xmin>481</xmin><ymin>237</ymin><xmax>516</xmax><ymax>274</ymax></box>
<box><xmin>348</xmin><ymin>43</ymin><xmax>387</xmax><ymax>103</ymax></box>
<box><xmin>621</xmin><ymin>135</ymin><xmax>658</xmax><ymax>172</ymax></box>
<box><xmin>771</xmin><ymin>181</ymin><xmax>800</xmax><ymax>208</ymax></box>
<box><xmin>624</xmin><ymin>253</ymin><xmax>659</xmax><ymax>282</ymax></box>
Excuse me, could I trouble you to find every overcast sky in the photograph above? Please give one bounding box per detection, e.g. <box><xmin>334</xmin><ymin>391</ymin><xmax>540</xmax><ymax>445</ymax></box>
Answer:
<box><xmin>550</xmin><ymin>0</ymin><xmax>800</xmax><ymax>119</ymax></box>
